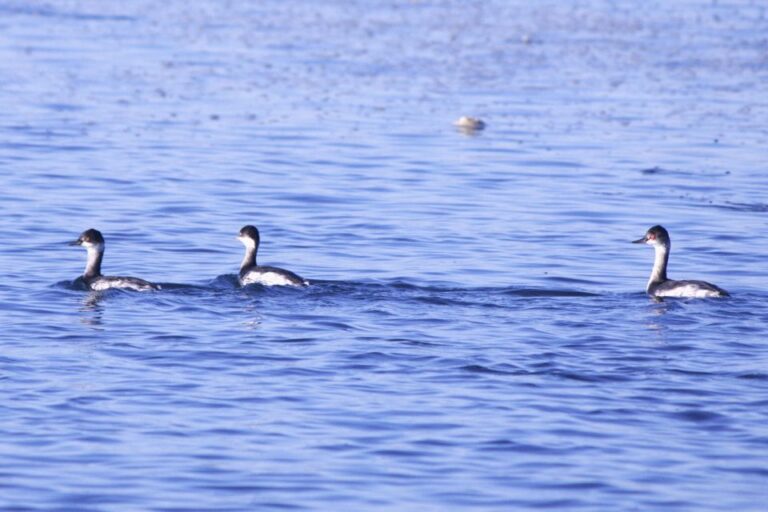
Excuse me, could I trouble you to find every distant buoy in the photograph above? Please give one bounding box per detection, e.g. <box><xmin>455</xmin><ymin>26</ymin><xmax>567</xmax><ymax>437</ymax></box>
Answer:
<box><xmin>454</xmin><ymin>116</ymin><xmax>486</xmax><ymax>131</ymax></box>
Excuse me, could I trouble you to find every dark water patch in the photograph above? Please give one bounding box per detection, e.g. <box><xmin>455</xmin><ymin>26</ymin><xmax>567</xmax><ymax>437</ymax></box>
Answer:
<box><xmin>737</xmin><ymin>373</ymin><xmax>768</xmax><ymax>381</ymax></box>
<box><xmin>385</xmin><ymin>336</ymin><xmax>441</xmax><ymax>348</ymax></box>
<box><xmin>502</xmin><ymin>287</ymin><xmax>599</xmax><ymax>297</ymax></box>
<box><xmin>638</xmin><ymin>166</ymin><xmax>728</xmax><ymax>178</ymax></box>
<box><xmin>713</xmin><ymin>465</ymin><xmax>768</xmax><ymax>477</ymax></box>
<box><xmin>410</xmin><ymin>294</ymin><xmax>509</xmax><ymax>309</ymax></box>
<box><xmin>545</xmin><ymin>275</ymin><xmax>602</xmax><ymax>286</ymax></box>
<box><xmin>518</xmin><ymin>159</ymin><xmax>585</xmax><ymax>169</ymax></box>
<box><xmin>461</xmin><ymin>364</ymin><xmax>528</xmax><ymax>376</ymax></box>
<box><xmin>669</xmin><ymin>409</ymin><xmax>729</xmax><ymax>424</ymax></box>
<box><xmin>480</xmin><ymin>439</ymin><xmax>563</xmax><ymax>455</ymax></box>
<box><xmin>668</xmin><ymin>368</ymin><xmax>716</xmax><ymax>378</ymax></box>
<box><xmin>545</xmin><ymin>369</ymin><xmax>632</xmax><ymax>383</ymax></box>
<box><xmin>533</xmin><ymin>480</ymin><xmax>612</xmax><ymax>491</ymax></box>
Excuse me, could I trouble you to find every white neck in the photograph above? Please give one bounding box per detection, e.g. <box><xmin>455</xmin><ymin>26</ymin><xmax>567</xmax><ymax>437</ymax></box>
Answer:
<box><xmin>84</xmin><ymin>243</ymin><xmax>104</xmax><ymax>278</ymax></box>
<box><xmin>647</xmin><ymin>242</ymin><xmax>669</xmax><ymax>292</ymax></box>
<box><xmin>240</xmin><ymin>241</ymin><xmax>257</xmax><ymax>273</ymax></box>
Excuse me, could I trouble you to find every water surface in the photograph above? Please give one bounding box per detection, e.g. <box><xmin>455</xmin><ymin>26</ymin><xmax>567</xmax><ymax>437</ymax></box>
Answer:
<box><xmin>1</xmin><ymin>1</ymin><xmax>767</xmax><ymax>510</ymax></box>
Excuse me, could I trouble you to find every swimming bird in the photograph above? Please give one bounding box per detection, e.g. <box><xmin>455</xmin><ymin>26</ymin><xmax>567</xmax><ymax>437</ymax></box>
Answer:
<box><xmin>237</xmin><ymin>225</ymin><xmax>308</xmax><ymax>287</ymax></box>
<box><xmin>632</xmin><ymin>225</ymin><xmax>728</xmax><ymax>298</ymax></box>
<box><xmin>69</xmin><ymin>228</ymin><xmax>159</xmax><ymax>291</ymax></box>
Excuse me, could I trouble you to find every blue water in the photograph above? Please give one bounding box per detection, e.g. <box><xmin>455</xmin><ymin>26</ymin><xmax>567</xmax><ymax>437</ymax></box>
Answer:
<box><xmin>1</xmin><ymin>1</ymin><xmax>767</xmax><ymax>510</ymax></box>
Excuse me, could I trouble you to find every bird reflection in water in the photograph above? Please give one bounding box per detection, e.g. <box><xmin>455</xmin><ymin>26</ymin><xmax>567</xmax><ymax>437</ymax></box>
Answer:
<box><xmin>79</xmin><ymin>291</ymin><xmax>105</xmax><ymax>328</ymax></box>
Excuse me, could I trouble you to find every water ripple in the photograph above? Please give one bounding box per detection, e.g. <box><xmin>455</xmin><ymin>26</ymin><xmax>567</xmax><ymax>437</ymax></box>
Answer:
<box><xmin>0</xmin><ymin>0</ymin><xmax>766</xmax><ymax>510</ymax></box>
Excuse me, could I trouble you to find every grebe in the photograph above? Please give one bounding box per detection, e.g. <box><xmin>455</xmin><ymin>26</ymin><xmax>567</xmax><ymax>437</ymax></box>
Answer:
<box><xmin>69</xmin><ymin>228</ymin><xmax>159</xmax><ymax>291</ymax></box>
<box><xmin>237</xmin><ymin>225</ymin><xmax>308</xmax><ymax>287</ymax></box>
<box><xmin>632</xmin><ymin>225</ymin><xmax>728</xmax><ymax>298</ymax></box>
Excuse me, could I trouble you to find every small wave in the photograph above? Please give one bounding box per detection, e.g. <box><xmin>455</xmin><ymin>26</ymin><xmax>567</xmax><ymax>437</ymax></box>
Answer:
<box><xmin>53</xmin><ymin>279</ymin><xmax>82</xmax><ymax>291</ymax></box>
<box><xmin>479</xmin><ymin>439</ymin><xmax>562</xmax><ymax>455</ymax></box>
<box><xmin>503</xmin><ymin>288</ymin><xmax>599</xmax><ymax>297</ymax></box>
<box><xmin>461</xmin><ymin>364</ymin><xmax>527</xmax><ymax>376</ymax></box>
<box><xmin>0</xmin><ymin>4</ymin><xmax>135</xmax><ymax>21</ymax></box>
<box><xmin>715</xmin><ymin>201</ymin><xmax>768</xmax><ymax>213</ymax></box>
<box><xmin>204</xmin><ymin>274</ymin><xmax>238</xmax><ymax>289</ymax></box>
<box><xmin>326</xmin><ymin>279</ymin><xmax>599</xmax><ymax>297</ymax></box>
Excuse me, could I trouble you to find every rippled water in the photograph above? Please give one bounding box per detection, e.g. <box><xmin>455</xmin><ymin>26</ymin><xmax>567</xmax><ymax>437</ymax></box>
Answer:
<box><xmin>1</xmin><ymin>1</ymin><xmax>767</xmax><ymax>510</ymax></box>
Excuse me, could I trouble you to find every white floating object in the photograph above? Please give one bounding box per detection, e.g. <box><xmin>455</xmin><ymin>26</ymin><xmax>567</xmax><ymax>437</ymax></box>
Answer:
<box><xmin>454</xmin><ymin>116</ymin><xmax>486</xmax><ymax>131</ymax></box>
